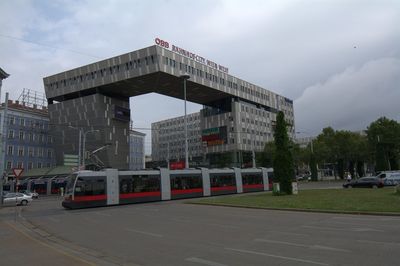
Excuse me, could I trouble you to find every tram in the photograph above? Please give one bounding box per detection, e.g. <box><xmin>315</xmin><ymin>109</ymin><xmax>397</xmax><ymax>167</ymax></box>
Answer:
<box><xmin>62</xmin><ymin>168</ymin><xmax>273</xmax><ymax>209</ymax></box>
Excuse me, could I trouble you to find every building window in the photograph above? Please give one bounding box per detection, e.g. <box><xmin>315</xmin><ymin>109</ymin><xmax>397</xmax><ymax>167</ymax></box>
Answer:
<box><xmin>28</xmin><ymin>147</ymin><xmax>34</xmax><ymax>157</ymax></box>
<box><xmin>19</xmin><ymin>131</ymin><xmax>24</xmax><ymax>140</ymax></box>
<box><xmin>29</xmin><ymin>133</ymin><xmax>34</xmax><ymax>142</ymax></box>
<box><xmin>38</xmin><ymin>148</ymin><xmax>43</xmax><ymax>157</ymax></box>
<box><xmin>7</xmin><ymin>145</ymin><xmax>13</xmax><ymax>155</ymax></box>
<box><xmin>17</xmin><ymin>162</ymin><xmax>23</xmax><ymax>168</ymax></box>
<box><xmin>18</xmin><ymin>147</ymin><xmax>24</xmax><ymax>157</ymax></box>
<box><xmin>47</xmin><ymin>149</ymin><xmax>52</xmax><ymax>158</ymax></box>
<box><xmin>8</xmin><ymin>130</ymin><xmax>14</xmax><ymax>139</ymax></box>
<box><xmin>20</xmin><ymin>118</ymin><xmax>25</xmax><ymax>126</ymax></box>
<box><xmin>37</xmin><ymin>162</ymin><xmax>42</xmax><ymax>169</ymax></box>
<box><xmin>9</xmin><ymin>116</ymin><xmax>15</xmax><ymax>125</ymax></box>
<box><xmin>6</xmin><ymin>161</ymin><xmax>12</xmax><ymax>169</ymax></box>
<box><xmin>28</xmin><ymin>162</ymin><xmax>33</xmax><ymax>170</ymax></box>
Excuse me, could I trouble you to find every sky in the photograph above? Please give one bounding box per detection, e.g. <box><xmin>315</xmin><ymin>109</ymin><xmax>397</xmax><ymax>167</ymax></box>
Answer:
<box><xmin>1</xmin><ymin>0</ymin><xmax>399</xmax><ymax>154</ymax></box>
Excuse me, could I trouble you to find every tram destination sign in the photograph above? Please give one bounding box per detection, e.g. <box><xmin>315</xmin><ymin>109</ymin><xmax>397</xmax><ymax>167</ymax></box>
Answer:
<box><xmin>155</xmin><ymin>37</ymin><xmax>229</xmax><ymax>74</ymax></box>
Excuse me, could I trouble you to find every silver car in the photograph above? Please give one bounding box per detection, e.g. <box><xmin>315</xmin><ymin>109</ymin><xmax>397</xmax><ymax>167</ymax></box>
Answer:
<box><xmin>2</xmin><ymin>192</ymin><xmax>33</xmax><ymax>206</ymax></box>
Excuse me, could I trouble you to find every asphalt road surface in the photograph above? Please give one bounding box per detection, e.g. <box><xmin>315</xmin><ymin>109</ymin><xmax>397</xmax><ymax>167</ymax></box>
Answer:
<box><xmin>1</xmin><ymin>192</ymin><xmax>399</xmax><ymax>266</ymax></box>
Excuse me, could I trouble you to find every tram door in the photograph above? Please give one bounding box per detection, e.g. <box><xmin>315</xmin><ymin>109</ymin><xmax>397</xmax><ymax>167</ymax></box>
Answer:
<box><xmin>106</xmin><ymin>169</ymin><xmax>119</xmax><ymax>205</ymax></box>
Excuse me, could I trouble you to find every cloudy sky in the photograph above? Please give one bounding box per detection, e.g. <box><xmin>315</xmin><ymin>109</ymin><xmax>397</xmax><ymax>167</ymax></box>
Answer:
<box><xmin>1</xmin><ymin>0</ymin><xmax>399</xmax><ymax>153</ymax></box>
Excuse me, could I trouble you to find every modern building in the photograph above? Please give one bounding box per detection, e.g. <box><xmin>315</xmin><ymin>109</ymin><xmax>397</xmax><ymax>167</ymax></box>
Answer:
<box><xmin>43</xmin><ymin>39</ymin><xmax>294</xmax><ymax>169</ymax></box>
<box><xmin>152</xmin><ymin>112</ymin><xmax>202</xmax><ymax>166</ymax></box>
<box><xmin>0</xmin><ymin>90</ymin><xmax>56</xmax><ymax>172</ymax></box>
<box><xmin>129</xmin><ymin>130</ymin><xmax>145</xmax><ymax>170</ymax></box>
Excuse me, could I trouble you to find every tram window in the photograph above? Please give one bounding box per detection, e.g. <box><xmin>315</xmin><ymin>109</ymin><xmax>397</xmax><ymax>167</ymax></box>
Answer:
<box><xmin>75</xmin><ymin>176</ymin><xmax>106</xmax><ymax>196</ymax></box>
<box><xmin>242</xmin><ymin>174</ymin><xmax>263</xmax><ymax>185</ymax></box>
<box><xmin>210</xmin><ymin>174</ymin><xmax>236</xmax><ymax>187</ymax></box>
<box><xmin>119</xmin><ymin>175</ymin><xmax>160</xmax><ymax>193</ymax></box>
<box><xmin>171</xmin><ymin>175</ymin><xmax>202</xmax><ymax>190</ymax></box>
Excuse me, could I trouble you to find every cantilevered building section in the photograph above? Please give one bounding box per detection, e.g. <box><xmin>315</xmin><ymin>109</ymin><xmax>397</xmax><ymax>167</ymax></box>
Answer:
<box><xmin>44</xmin><ymin>40</ymin><xmax>294</xmax><ymax>169</ymax></box>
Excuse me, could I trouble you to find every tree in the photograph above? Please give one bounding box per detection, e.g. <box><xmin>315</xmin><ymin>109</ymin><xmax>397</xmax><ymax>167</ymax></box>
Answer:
<box><xmin>273</xmin><ymin>111</ymin><xmax>294</xmax><ymax>194</ymax></box>
<box><xmin>366</xmin><ymin>117</ymin><xmax>400</xmax><ymax>172</ymax></box>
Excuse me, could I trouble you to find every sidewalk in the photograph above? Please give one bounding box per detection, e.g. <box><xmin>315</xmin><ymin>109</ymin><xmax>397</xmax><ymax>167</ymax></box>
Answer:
<box><xmin>0</xmin><ymin>217</ymin><xmax>93</xmax><ymax>266</ymax></box>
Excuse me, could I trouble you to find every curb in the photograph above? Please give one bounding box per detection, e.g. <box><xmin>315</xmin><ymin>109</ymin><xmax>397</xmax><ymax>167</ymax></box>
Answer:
<box><xmin>188</xmin><ymin>202</ymin><xmax>400</xmax><ymax>216</ymax></box>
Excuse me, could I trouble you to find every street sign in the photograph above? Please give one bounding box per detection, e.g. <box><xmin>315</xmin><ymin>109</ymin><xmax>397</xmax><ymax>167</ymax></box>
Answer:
<box><xmin>12</xmin><ymin>168</ymin><xmax>24</xmax><ymax>178</ymax></box>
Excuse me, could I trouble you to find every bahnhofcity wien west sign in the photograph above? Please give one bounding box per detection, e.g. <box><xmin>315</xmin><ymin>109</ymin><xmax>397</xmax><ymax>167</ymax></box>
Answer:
<box><xmin>155</xmin><ymin>37</ymin><xmax>229</xmax><ymax>73</ymax></box>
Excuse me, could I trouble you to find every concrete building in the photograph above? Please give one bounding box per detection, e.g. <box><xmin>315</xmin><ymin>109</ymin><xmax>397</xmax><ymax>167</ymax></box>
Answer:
<box><xmin>0</xmin><ymin>90</ymin><xmax>56</xmax><ymax>172</ymax></box>
<box><xmin>152</xmin><ymin>112</ymin><xmax>202</xmax><ymax>166</ymax></box>
<box><xmin>129</xmin><ymin>130</ymin><xmax>145</xmax><ymax>170</ymax></box>
<box><xmin>43</xmin><ymin>39</ymin><xmax>294</xmax><ymax>169</ymax></box>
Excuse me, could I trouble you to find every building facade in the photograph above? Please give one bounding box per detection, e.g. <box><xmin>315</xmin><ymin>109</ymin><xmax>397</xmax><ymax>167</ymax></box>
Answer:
<box><xmin>0</xmin><ymin>98</ymin><xmax>56</xmax><ymax>172</ymax></box>
<box><xmin>129</xmin><ymin>130</ymin><xmax>145</xmax><ymax>170</ymax></box>
<box><xmin>152</xmin><ymin>112</ymin><xmax>202</xmax><ymax>165</ymax></box>
<box><xmin>44</xmin><ymin>40</ymin><xmax>294</xmax><ymax>169</ymax></box>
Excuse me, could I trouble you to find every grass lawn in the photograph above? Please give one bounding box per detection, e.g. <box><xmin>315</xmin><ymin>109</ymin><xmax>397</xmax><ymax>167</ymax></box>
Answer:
<box><xmin>190</xmin><ymin>187</ymin><xmax>400</xmax><ymax>214</ymax></box>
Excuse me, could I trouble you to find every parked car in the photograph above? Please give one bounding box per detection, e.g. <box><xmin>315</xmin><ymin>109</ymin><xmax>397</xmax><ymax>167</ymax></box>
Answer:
<box><xmin>2</xmin><ymin>192</ymin><xmax>33</xmax><ymax>206</ymax></box>
<box><xmin>20</xmin><ymin>190</ymin><xmax>39</xmax><ymax>199</ymax></box>
<box><xmin>343</xmin><ymin>177</ymin><xmax>384</xmax><ymax>189</ymax></box>
<box><xmin>383</xmin><ymin>173</ymin><xmax>400</xmax><ymax>186</ymax></box>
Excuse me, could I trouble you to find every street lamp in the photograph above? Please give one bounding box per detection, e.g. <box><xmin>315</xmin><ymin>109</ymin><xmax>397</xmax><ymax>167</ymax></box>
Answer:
<box><xmin>180</xmin><ymin>74</ymin><xmax>190</xmax><ymax>169</ymax></box>
<box><xmin>82</xmin><ymin>129</ymin><xmax>100</xmax><ymax>169</ymax></box>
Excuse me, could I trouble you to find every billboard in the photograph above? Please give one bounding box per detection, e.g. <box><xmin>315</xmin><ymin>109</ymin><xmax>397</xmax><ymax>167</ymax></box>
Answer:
<box><xmin>201</xmin><ymin>126</ymin><xmax>227</xmax><ymax>146</ymax></box>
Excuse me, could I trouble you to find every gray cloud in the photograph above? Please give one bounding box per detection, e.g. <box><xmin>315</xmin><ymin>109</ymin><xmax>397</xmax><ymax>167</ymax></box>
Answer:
<box><xmin>295</xmin><ymin>57</ymin><xmax>400</xmax><ymax>134</ymax></box>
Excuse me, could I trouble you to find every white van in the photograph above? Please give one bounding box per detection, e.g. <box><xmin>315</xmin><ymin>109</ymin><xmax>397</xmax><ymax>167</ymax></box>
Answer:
<box><xmin>377</xmin><ymin>171</ymin><xmax>400</xmax><ymax>186</ymax></box>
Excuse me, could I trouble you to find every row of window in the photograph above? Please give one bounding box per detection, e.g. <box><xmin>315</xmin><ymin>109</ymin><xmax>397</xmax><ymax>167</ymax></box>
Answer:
<box><xmin>156</xmin><ymin>115</ymin><xmax>200</xmax><ymax>128</ymax></box>
<box><xmin>7</xmin><ymin>130</ymin><xmax>53</xmax><ymax>143</ymax></box>
<box><xmin>240</xmin><ymin>105</ymin><xmax>272</xmax><ymax>117</ymax></box>
<box><xmin>164</xmin><ymin>56</ymin><xmax>272</xmax><ymax>101</ymax></box>
<box><xmin>47</xmin><ymin>55</ymin><xmax>157</xmax><ymax>90</ymax></box>
<box><xmin>241</xmin><ymin>138</ymin><xmax>267</xmax><ymax>148</ymax></box>
<box><xmin>6</xmin><ymin>116</ymin><xmax>48</xmax><ymax>129</ymax></box>
<box><xmin>6</xmin><ymin>161</ymin><xmax>53</xmax><ymax>170</ymax></box>
<box><xmin>6</xmin><ymin>145</ymin><xmax>53</xmax><ymax>158</ymax></box>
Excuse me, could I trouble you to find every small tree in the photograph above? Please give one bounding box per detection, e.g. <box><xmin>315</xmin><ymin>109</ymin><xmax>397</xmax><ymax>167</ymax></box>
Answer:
<box><xmin>273</xmin><ymin>111</ymin><xmax>294</xmax><ymax>195</ymax></box>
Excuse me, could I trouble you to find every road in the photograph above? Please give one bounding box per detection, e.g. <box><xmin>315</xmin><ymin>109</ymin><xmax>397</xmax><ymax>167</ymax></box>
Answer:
<box><xmin>1</xmin><ymin>190</ymin><xmax>399</xmax><ymax>266</ymax></box>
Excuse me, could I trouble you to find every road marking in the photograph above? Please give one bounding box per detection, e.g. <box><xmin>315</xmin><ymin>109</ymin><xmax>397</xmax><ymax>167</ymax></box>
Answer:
<box><xmin>302</xmin><ymin>225</ymin><xmax>383</xmax><ymax>232</ymax></box>
<box><xmin>5</xmin><ymin>221</ymin><xmax>95</xmax><ymax>266</ymax></box>
<box><xmin>254</xmin><ymin>239</ymin><xmax>349</xmax><ymax>252</ymax></box>
<box><xmin>357</xmin><ymin>239</ymin><xmax>400</xmax><ymax>246</ymax></box>
<box><xmin>225</xmin><ymin>247</ymin><xmax>329</xmax><ymax>266</ymax></box>
<box><xmin>125</xmin><ymin>228</ymin><xmax>163</xmax><ymax>238</ymax></box>
<box><xmin>185</xmin><ymin>257</ymin><xmax>227</xmax><ymax>266</ymax></box>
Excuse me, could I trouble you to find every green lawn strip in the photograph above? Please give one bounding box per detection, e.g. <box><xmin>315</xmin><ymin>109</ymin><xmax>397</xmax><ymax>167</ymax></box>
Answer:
<box><xmin>189</xmin><ymin>188</ymin><xmax>400</xmax><ymax>214</ymax></box>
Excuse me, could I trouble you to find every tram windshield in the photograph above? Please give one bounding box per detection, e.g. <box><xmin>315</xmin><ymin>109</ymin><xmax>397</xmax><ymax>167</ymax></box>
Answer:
<box><xmin>65</xmin><ymin>174</ymin><xmax>78</xmax><ymax>194</ymax></box>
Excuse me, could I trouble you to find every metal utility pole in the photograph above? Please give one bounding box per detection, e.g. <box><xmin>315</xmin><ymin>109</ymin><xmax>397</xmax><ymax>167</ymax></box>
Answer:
<box><xmin>180</xmin><ymin>74</ymin><xmax>190</xmax><ymax>169</ymax></box>
<box><xmin>82</xmin><ymin>129</ymin><xmax>99</xmax><ymax>169</ymax></box>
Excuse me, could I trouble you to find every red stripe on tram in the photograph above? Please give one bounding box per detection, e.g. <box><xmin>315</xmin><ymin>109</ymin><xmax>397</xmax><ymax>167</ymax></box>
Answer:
<box><xmin>210</xmin><ymin>186</ymin><xmax>237</xmax><ymax>192</ymax></box>
<box><xmin>243</xmin><ymin>184</ymin><xmax>264</xmax><ymax>189</ymax></box>
<box><xmin>171</xmin><ymin>188</ymin><xmax>203</xmax><ymax>195</ymax></box>
<box><xmin>120</xmin><ymin>191</ymin><xmax>161</xmax><ymax>199</ymax></box>
<box><xmin>73</xmin><ymin>194</ymin><xmax>107</xmax><ymax>202</ymax></box>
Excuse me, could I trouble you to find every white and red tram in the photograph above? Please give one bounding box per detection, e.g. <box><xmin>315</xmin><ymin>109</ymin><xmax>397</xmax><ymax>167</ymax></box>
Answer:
<box><xmin>62</xmin><ymin>168</ymin><xmax>273</xmax><ymax>209</ymax></box>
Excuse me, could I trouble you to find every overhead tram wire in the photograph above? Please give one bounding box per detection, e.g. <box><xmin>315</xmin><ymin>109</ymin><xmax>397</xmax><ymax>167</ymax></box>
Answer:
<box><xmin>0</xmin><ymin>33</ymin><xmax>102</xmax><ymax>59</ymax></box>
